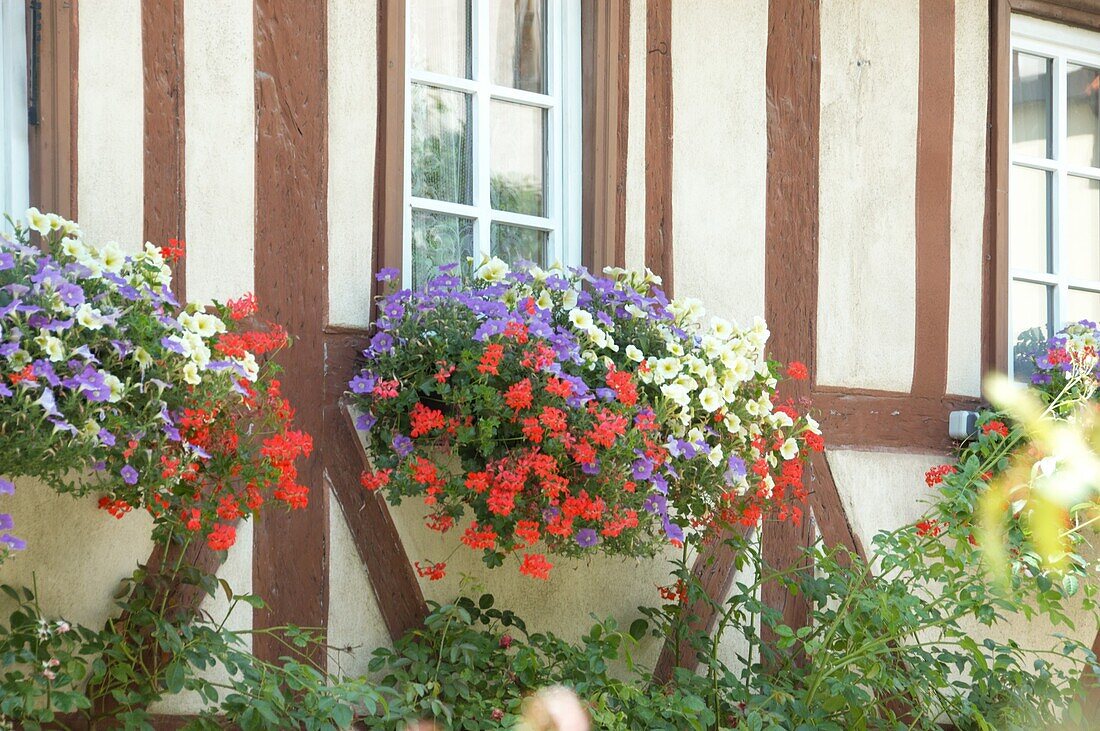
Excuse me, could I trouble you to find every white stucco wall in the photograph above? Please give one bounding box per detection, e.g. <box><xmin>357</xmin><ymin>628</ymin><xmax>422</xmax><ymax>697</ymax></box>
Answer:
<box><xmin>818</xmin><ymin>0</ymin><xmax>919</xmax><ymax>391</ymax></box>
<box><xmin>671</xmin><ymin>0</ymin><xmax>768</xmax><ymax>326</ymax></box>
<box><xmin>327</xmin><ymin>488</ymin><xmax>393</xmax><ymax>678</ymax></box>
<box><xmin>76</xmin><ymin>0</ymin><xmax>143</xmax><ymax>250</ymax></box>
<box><xmin>624</xmin><ymin>0</ymin><xmax>647</xmax><ymax>273</ymax></box>
<box><xmin>184</xmin><ymin>0</ymin><xmax>255</xmax><ymax>305</ymax></box>
<box><xmin>0</xmin><ymin>479</ymin><xmax>154</xmax><ymax>629</ymax></box>
<box><xmin>947</xmin><ymin>0</ymin><xmax>990</xmax><ymax>398</ymax></box>
<box><xmin>327</xmin><ymin>0</ymin><xmax>379</xmax><ymax>328</ymax></box>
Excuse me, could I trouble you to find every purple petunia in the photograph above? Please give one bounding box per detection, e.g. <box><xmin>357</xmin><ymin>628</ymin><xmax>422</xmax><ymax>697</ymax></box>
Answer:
<box><xmin>393</xmin><ymin>434</ymin><xmax>414</xmax><ymax>457</ymax></box>
<box><xmin>350</xmin><ymin>373</ymin><xmax>376</xmax><ymax>395</ymax></box>
<box><xmin>376</xmin><ymin>267</ymin><xmax>401</xmax><ymax>282</ymax></box>
<box><xmin>575</xmin><ymin>528</ymin><xmax>599</xmax><ymax>548</ymax></box>
<box><xmin>120</xmin><ymin>465</ymin><xmax>139</xmax><ymax>485</ymax></box>
<box><xmin>725</xmin><ymin>455</ymin><xmax>747</xmax><ymax>482</ymax></box>
<box><xmin>356</xmin><ymin>412</ymin><xmax>378</xmax><ymax>432</ymax></box>
<box><xmin>0</xmin><ymin>478</ymin><xmax>13</xmax><ymax>495</ymax></box>
<box><xmin>1</xmin><ymin>534</ymin><xmax>26</xmax><ymax>551</ymax></box>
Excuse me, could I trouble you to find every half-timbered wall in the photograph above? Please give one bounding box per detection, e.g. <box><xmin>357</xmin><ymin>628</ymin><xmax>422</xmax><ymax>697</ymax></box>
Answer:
<box><xmin>3</xmin><ymin>0</ymin><xmax>1100</xmax><ymax>718</ymax></box>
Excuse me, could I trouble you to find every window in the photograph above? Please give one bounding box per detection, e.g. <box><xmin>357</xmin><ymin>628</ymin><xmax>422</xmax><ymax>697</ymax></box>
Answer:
<box><xmin>1009</xmin><ymin>16</ymin><xmax>1100</xmax><ymax>379</ymax></box>
<box><xmin>403</xmin><ymin>0</ymin><xmax>581</xmax><ymax>287</ymax></box>
<box><xmin>1</xmin><ymin>1</ymin><xmax>29</xmax><ymax>220</ymax></box>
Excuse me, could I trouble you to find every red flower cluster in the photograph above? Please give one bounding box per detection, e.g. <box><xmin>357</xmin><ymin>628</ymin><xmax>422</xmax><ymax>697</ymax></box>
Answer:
<box><xmin>163</xmin><ymin>238</ymin><xmax>186</xmax><ymax>262</ymax></box>
<box><xmin>982</xmin><ymin>420</ymin><xmax>1009</xmax><ymax>438</ymax></box>
<box><xmin>925</xmin><ymin>464</ymin><xmax>957</xmax><ymax>488</ymax></box>
<box><xmin>415</xmin><ymin>560</ymin><xmax>447</xmax><ymax>581</ymax></box>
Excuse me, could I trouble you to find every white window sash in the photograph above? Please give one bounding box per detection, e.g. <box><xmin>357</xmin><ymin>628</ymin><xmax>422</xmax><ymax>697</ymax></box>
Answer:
<box><xmin>1008</xmin><ymin>15</ymin><xmax>1100</xmax><ymax>377</ymax></box>
<box><xmin>0</xmin><ymin>1</ymin><xmax>30</xmax><ymax>226</ymax></box>
<box><xmin>401</xmin><ymin>0</ymin><xmax>582</xmax><ymax>289</ymax></box>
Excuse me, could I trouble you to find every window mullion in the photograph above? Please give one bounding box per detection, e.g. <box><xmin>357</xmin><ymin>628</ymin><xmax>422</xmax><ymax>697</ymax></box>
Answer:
<box><xmin>475</xmin><ymin>0</ymin><xmax>492</xmax><ymax>261</ymax></box>
<box><xmin>1053</xmin><ymin>51</ymin><xmax>1067</xmax><ymax>331</ymax></box>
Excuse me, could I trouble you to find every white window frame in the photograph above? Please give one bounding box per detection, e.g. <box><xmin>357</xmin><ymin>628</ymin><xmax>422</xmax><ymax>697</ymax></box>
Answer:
<box><xmin>402</xmin><ymin>0</ymin><xmax>582</xmax><ymax>289</ymax></box>
<box><xmin>1009</xmin><ymin>15</ymin><xmax>1100</xmax><ymax>376</ymax></box>
<box><xmin>0</xmin><ymin>1</ymin><xmax>30</xmax><ymax>223</ymax></box>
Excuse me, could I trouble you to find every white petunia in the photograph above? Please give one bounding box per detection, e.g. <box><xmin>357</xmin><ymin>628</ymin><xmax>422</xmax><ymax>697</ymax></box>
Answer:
<box><xmin>780</xmin><ymin>438</ymin><xmax>799</xmax><ymax>461</ymax></box>
<box><xmin>654</xmin><ymin>357</ymin><xmax>681</xmax><ymax>381</ymax></box>
<box><xmin>192</xmin><ymin>313</ymin><xmax>226</xmax><ymax>338</ymax></box>
<box><xmin>35</xmin><ymin>334</ymin><xmax>65</xmax><ymax>362</ymax></box>
<box><xmin>182</xmin><ymin>362</ymin><xmax>202</xmax><ymax>385</ymax></box>
<box><xmin>625</xmin><ymin>344</ymin><xmax>644</xmax><ymax>363</ymax></box>
<box><xmin>103</xmin><ymin>374</ymin><xmax>124</xmax><ymax>403</ymax></box>
<box><xmin>475</xmin><ymin>255</ymin><xmax>510</xmax><ymax>282</ymax></box>
<box><xmin>61</xmin><ymin>237</ymin><xmax>87</xmax><ymax>260</ymax></box>
<box><xmin>536</xmin><ymin>290</ymin><xmax>553</xmax><ymax>310</ymax></box>
<box><xmin>569</xmin><ymin>309</ymin><xmax>594</xmax><ymax>330</ymax></box>
<box><xmin>708</xmin><ymin>444</ymin><xmax>724</xmax><ymax>467</ymax></box>
<box><xmin>133</xmin><ymin>346</ymin><xmax>153</xmax><ymax>370</ymax></box>
<box><xmin>661</xmin><ymin>383</ymin><xmax>691</xmax><ymax>407</ymax></box>
<box><xmin>75</xmin><ymin>304</ymin><xmax>105</xmax><ymax>330</ymax></box>
<box><xmin>99</xmin><ymin>242</ymin><xmax>126</xmax><ymax>273</ymax></box>
<box><xmin>698</xmin><ymin>387</ymin><xmax>723</xmax><ymax>412</ymax></box>
<box><xmin>561</xmin><ymin>287</ymin><xmax>579</xmax><ymax>310</ymax></box>
<box><xmin>238</xmin><ymin>352</ymin><xmax>259</xmax><ymax>381</ymax></box>
<box><xmin>25</xmin><ymin>208</ymin><xmax>51</xmax><ymax>235</ymax></box>
<box><xmin>710</xmin><ymin>317</ymin><xmax>734</xmax><ymax>340</ymax></box>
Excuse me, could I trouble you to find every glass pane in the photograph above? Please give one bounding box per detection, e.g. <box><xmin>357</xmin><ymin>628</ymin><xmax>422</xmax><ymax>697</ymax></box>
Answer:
<box><xmin>409</xmin><ymin>0</ymin><xmax>471</xmax><ymax>77</ymax></box>
<box><xmin>411</xmin><ymin>84</ymin><xmax>473</xmax><ymax>204</ymax></box>
<box><xmin>1066</xmin><ymin>288</ymin><xmax>1100</xmax><ymax>327</ymax></box>
<box><xmin>1067</xmin><ymin>64</ymin><xmax>1100</xmax><ymax>168</ymax></box>
<box><xmin>490</xmin><ymin>0</ymin><xmax>546</xmax><ymax>92</ymax></box>
<box><xmin>1009</xmin><ymin>165</ymin><xmax>1052</xmax><ymax>273</ymax></box>
<box><xmin>1012</xmin><ymin>51</ymin><xmax>1052</xmax><ymax>159</ymax></box>
<box><xmin>411</xmin><ymin>210</ymin><xmax>474</xmax><ymax>287</ymax></box>
<box><xmin>490</xmin><ymin>101</ymin><xmax>545</xmax><ymax>215</ymax></box>
<box><xmin>1065</xmin><ymin>175</ymin><xmax>1100</xmax><ymax>280</ymax></box>
<box><xmin>491</xmin><ymin>223</ymin><xmax>548</xmax><ymax>266</ymax></box>
<box><xmin>1011</xmin><ymin>280</ymin><xmax>1052</xmax><ymax>382</ymax></box>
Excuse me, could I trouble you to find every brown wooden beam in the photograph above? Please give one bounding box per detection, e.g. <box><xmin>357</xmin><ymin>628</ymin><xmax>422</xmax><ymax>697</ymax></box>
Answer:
<box><xmin>324</xmin><ymin>331</ymin><xmax>428</xmax><ymax>641</ymax></box>
<box><xmin>1010</xmin><ymin>0</ymin><xmax>1100</xmax><ymax>31</ymax></box>
<box><xmin>911</xmin><ymin>0</ymin><xmax>956</xmax><ymax>397</ymax></box>
<box><xmin>252</xmin><ymin>0</ymin><xmax>330</xmax><ymax>667</ymax></box>
<box><xmin>644</xmin><ymin>0</ymin><xmax>673</xmax><ymax>293</ymax></box>
<box><xmin>141</xmin><ymin>0</ymin><xmax>186</xmax><ymax>304</ymax></box>
<box><xmin>27</xmin><ymin>0</ymin><xmax>78</xmax><ymax>219</ymax></box>
<box><xmin>812</xmin><ymin>389</ymin><xmax>980</xmax><ymax>453</ymax></box>
<box><xmin>759</xmin><ymin>0</ymin><xmax>822</xmax><ymax>661</ymax></box>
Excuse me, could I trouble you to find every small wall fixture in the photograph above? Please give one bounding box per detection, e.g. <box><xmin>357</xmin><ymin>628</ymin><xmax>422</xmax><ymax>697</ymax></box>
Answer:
<box><xmin>948</xmin><ymin>410</ymin><xmax>980</xmax><ymax>441</ymax></box>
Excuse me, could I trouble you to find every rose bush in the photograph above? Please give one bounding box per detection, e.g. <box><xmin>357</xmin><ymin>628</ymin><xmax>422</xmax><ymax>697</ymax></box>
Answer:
<box><xmin>350</xmin><ymin>259</ymin><xmax>820</xmax><ymax>579</ymax></box>
<box><xmin>0</xmin><ymin>210</ymin><xmax>312</xmax><ymax>556</ymax></box>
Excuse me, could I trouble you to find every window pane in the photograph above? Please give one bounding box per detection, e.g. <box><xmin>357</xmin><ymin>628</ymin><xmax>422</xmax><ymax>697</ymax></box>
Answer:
<box><xmin>1013</xmin><ymin>51</ymin><xmax>1052</xmax><ymax>159</ymax></box>
<box><xmin>1067</xmin><ymin>64</ymin><xmax>1100</xmax><ymax>168</ymax></box>
<box><xmin>1065</xmin><ymin>175</ymin><xmax>1100</xmax><ymax>280</ymax></box>
<box><xmin>491</xmin><ymin>222</ymin><xmax>548</xmax><ymax>266</ymax></box>
<box><xmin>411</xmin><ymin>210</ymin><xmax>474</xmax><ymax>287</ymax></box>
<box><xmin>1009</xmin><ymin>165</ymin><xmax>1052</xmax><ymax>273</ymax></box>
<box><xmin>490</xmin><ymin>101</ymin><xmax>545</xmax><ymax>215</ymax></box>
<box><xmin>491</xmin><ymin>0</ymin><xmax>546</xmax><ymax>93</ymax></box>
<box><xmin>409</xmin><ymin>0</ymin><xmax>471</xmax><ymax>78</ymax></box>
<box><xmin>1066</xmin><ymin>288</ymin><xmax>1100</xmax><ymax>327</ymax></box>
<box><xmin>411</xmin><ymin>84</ymin><xmax>473</xmax><ymax>204</ymax></box>
<box><xmin>1012</xmin><ymin>280</ymin><xmax>1053</xmax><ymax>382</ymax></box>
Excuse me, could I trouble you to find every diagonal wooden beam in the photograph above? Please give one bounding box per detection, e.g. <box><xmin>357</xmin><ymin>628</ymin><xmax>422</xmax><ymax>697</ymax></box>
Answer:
<box><xmin>652</xmin><ymin>525</ymin><xmax>753</xmax><ymax>683</ymax></box>
<box><xmin>324</xmin><ymin>328</ymin><xmax>428</xmax><ymax>640</ymax></box>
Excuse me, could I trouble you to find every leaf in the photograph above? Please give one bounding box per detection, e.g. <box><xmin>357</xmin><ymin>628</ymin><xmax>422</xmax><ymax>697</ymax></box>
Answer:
<box><xmin>629</xmin><ymin>618</ymin><xmax>648</xmax><ymax>641</ymax></box>
<box><xmin>1063</xmin><ymin>573</ymin><xmax>1080</xmax><ymax>597</ymax></box>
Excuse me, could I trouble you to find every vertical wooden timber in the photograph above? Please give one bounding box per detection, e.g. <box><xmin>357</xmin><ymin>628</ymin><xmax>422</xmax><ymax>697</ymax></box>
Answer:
<box><xmin>142</xmin><ymin>0</ymin><xmax>186</xmax><ymax>303</ymax></box>
<box><xmin>581</xmin><ymin>0</ymin><xmax>630</xmax><ymax>271</ymax></box>
<box><xmin>252</xmin><ymin>0</ymin><xmax>329</xmax><ymax>667</ymax></box>
<box><xmin>759</xmin><ymin>0</ymin><xmax>821</xmax><ymax>656</ymax></box>
<box><xmin>912</xmin><ymin>0</ymin><xmax>956</xmax><ymax>397</ymax></box>
<box><xmin>644</xmin><ymin>0</ymin><xmax>673</xmax><ymax>293</ymax></box>
<box><xmin>27</xmin><ymin>0</ymin><xmax>78</xmax><ymax>218</ymax></box>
